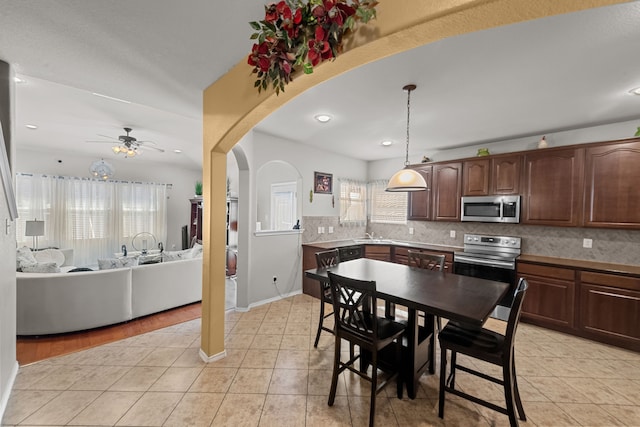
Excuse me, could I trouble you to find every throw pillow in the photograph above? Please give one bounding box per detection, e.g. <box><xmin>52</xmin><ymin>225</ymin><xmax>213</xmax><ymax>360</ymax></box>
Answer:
<box><xmin>97</xmin><ymin>256</ymin><xmax>140</xmax><ymax>270</ymax></box>
<box><xmin>21</xmin><ymin>262</ymin><xmax>61</xmax><ymax>273</ymax></box>
<box><xmin>162</xmin><ymin>249</ymin><xmax>192</xmax><ymax>262</ymax></box>
<box><xmin>34</xmin><ymin>248</ymin><xmax>66</xmax><ymax>267</ymax></box>
<box><xmin>190</xmin><ymin>242</ymin><xmax>203</xmax><ymax>258</ymax></box>
<box><xmin>16</xmin><ymin>246</ymin><xmax>37</xmax><ymax>271</ymax></box>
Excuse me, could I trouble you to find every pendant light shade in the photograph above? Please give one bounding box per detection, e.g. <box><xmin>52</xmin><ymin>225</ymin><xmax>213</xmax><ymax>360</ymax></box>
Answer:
<box><xmin>386</xmin><ymin>84</ymin><xmax>427</xmax><ymax>192</ymax></box>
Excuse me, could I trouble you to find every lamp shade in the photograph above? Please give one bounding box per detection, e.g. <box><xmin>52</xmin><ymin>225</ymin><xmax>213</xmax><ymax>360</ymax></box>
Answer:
<box><xmin>25</xmin><ymin>220</ymin><xmax>45</xmax><ymax>237</ymax></box>
<box><xmin>386</xmin><ymin>168</ymin><xmax>428</xmax><ymax>192</ymax></box>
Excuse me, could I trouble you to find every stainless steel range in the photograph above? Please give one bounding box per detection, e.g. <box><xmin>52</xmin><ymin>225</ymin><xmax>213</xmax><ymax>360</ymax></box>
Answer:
<box><xmin>453</xmin><ymin>234</ymin><xmax>521</xmax><ymax>320</ymax></box>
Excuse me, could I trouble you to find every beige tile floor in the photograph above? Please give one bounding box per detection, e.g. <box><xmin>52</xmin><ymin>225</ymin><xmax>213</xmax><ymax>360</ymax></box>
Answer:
<box><xmin>3</xmin><ymin>293</ymin><xmax>640</xmax><ymax>426</ymax></box>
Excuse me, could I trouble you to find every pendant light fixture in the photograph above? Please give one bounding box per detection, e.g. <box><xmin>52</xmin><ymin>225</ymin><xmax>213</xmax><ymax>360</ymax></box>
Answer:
<box><xmin>386</xmin><ymin>84</ymin><xmax>427</xmax><ymax>192</ymax></box>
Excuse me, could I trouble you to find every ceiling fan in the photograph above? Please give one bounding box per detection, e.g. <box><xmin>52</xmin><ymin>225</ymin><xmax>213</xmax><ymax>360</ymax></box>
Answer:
<box><xmin>87</xmin><ymin>127</ymin><xmax>165</xmax><ymax>158</ymax></box>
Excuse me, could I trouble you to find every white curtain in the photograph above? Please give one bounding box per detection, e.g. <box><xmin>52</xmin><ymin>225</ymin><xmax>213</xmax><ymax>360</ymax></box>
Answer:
<box><xmin>338</xmin><ymin>178</ymin><xmax>367</xmax><ymax>227</ymax></box>
<box><xmin>16</xmin><ymin>174</ymin><xmax>168</xmax><ymax>266</ymax></box>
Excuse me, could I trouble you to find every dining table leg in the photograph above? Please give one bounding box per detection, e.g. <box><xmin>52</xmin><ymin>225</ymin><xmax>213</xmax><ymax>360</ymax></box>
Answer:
<box><xmin>405</xmin><ymin>307</ymin><xmax>437</xmax><ymax>399</ymax></box>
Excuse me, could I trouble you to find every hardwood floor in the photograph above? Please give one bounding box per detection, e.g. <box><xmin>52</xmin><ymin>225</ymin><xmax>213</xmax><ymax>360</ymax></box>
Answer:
<box><xmin>16</xmin><ymin>302</ymin><xmax>202</xmax><ymax>366</ymax></box>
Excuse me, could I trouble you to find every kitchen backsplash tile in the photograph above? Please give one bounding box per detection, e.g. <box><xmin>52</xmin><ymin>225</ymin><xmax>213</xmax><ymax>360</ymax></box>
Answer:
<box><xmin>303</xmin><ymin>216</ymin><xmax>640</xmax><ymax>266</ymax></box>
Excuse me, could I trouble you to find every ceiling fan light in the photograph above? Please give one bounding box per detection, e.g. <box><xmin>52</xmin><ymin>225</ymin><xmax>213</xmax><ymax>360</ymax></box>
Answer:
<box><xmin>386</xmin><ymin>168</ymin><xmax>428</xmax><ymax>191</ymax></box>
<box><xmin>127</xmin><ymin>149</ymin><xmax>136</xmax><ymax>157</ymax></box>
<box><xmin>112</xmin><ymin>146</ymin><xmax>121</xmax><ymax>154</ymax></box>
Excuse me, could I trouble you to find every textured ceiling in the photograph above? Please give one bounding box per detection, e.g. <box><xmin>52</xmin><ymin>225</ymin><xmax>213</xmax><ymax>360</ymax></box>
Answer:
<box><xmin>1</xmin><ymin>1</ymin><xmax>639</xmax><ymax>167</ymax></box>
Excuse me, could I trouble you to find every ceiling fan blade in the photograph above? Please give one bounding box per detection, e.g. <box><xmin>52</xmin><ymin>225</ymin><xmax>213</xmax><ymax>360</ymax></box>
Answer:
<box><xmin>86</xmin><ymin>140</ymin><xmax>117</xmax><ymax>143</ymax></box>
<box><xmin>97</xmin><ymin>134</ymin><xmax>120</xmax><ymax>141</ymax></box>
<box><xmin>136</xmin><ymin>140</ymin><xmax>157</xmax><ymax>145</ymax></box>
<box><xmin>142</xmin><ymin>144</ymin><xmax>165</xmax><ymax>152</ymax></box>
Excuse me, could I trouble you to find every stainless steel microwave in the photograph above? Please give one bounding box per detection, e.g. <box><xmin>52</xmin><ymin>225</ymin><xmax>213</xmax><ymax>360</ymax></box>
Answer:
<box><xmin>461</xmin><ymin>195</ymin><xmax>521</xmax><ymax>223</ymax></box>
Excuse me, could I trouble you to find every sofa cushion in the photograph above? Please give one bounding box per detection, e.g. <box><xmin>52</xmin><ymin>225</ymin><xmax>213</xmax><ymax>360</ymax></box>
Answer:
<box><xmin>98</xmin><ymin>256</ymin><xmax>139</xmax><ymax>270</ymax></box>
<box><xmin>34</xmin><ymin>248</ymin><xmax>66</xmax><ymax>267</ymax></box>
<box><xmin>68</xmin><ymin>267</ymin><xmax>95</xmax><ymax>273</ymax></box>
<box><xmin>16</xmin><ymin>246</ymin><xmax>37</xmax><ymax>271</ymax></box>
<box><xmin>22</xmin><ymin>262</ymin><xmax>61</xmax><ymax>273</ymax></box>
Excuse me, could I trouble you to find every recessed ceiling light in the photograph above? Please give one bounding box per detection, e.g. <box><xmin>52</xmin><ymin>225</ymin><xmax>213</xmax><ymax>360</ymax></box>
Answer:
<box><xmin>25</xmin><ymin>124</ymin><xmax>38</xmax><ymax>130</ymax></box>
<box><xmin>381</xmin><ymin>140</ymin><xmax>393</xmax><ymax>146</ymax></box>
<box><xmin>173</xmin><ymin>149</ymin><xmax>182</xmax><ymax>154</ymax></box>
<box><xmin>314</xmin><ymin>114</ymin><xmax>332</xmax><ymax>123</ymax></box>
<box><xmin>92</xmin><ymin>92</ymin><xmax>132</xmax><ymax>104</ymax></box>
<box><xmin>14</xmin><ymin>77</ymin><xmax>26</xmax><ymax>84</ymax></box>
<box><xmin>629</xmin><ymin>87</ymin><xmax>640</xmax><ymax>96</ymax></box>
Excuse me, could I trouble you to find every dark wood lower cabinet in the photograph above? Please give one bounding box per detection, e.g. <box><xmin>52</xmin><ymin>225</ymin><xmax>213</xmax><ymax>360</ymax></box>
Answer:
<box><xmin>579</xmin><ymin>271</ymin><xmax>640</xmax><ymax>351</ymax></box>
<box><xmin>518</xmin><ymin>263</ymin><xmax>576</xmax><ymax>331</ymax></box>
<box><xmin>517</xmin><ymin>261</ymin><xmax>640</xmax><ymax>352</ymax></box>
<box><xmin>364</xmin><ymin>245</ymin><xmax>391</xmax><ymax>261</ymax></box>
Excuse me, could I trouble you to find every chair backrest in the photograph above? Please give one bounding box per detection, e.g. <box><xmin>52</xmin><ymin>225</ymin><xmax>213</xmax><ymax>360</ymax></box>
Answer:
<box><xmin>328</xmin><ymin>271</ymin><xmax>378</xmax><ymax>341</ymax></box>
<box><xmin>407</xmin><ymin>250</ymin><xmax>445</xmax><ymax>271</ymax></box>
<box><xmin>316</xmin><ymin>249</ymin><xmax>340</xmax><ymax>268</ymax></box>
<box><xmin>504</xmin><ymin>277</ymin><xmax>529</xmax><ymax>350</ymax></box>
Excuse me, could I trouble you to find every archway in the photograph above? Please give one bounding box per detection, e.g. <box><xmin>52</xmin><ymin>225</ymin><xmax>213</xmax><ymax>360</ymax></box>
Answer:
<box><xmin>200</xmin><ymin>0</ymin><xmax>624</xmax><ymax>359</ymax></box>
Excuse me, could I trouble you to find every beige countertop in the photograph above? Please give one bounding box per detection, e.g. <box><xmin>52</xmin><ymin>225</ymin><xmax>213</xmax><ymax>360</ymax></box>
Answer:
<box><xmin>303</xmin><ymin>240</ymin><xmax>640</xmax><ymax>276</ymax></box>
<box><xmin>302</xmin><ymin>239</ymin><xmax>462</xmax><ymax>253</ymax></box>
<box><xmin>517</xmin><ymin>254</ymin><xmax>640</xmax><ymax>276</ymax></box>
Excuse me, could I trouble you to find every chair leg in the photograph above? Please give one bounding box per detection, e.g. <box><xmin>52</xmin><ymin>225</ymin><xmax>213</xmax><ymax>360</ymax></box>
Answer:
<box><xmin>449</xmin><ymin>352</ymin><xmax>457</xmax><ymax>389</ymax></box>
<box><xmin>396</xmin><ymin>339</ymin><xmax>403</xmax><ymax>399</ymax></box>
<box><xmin>503</xmin><ymin>361</ymin><xmax>519</xmax><ymax>427</ymax></box>
<box><xmin>314</xmin><ymin>297</ymin><xmax>325</xmax><ymax>348</ymax></box>
<box><xmin>369</xmin><ymin>351</ymin><xmax>378</xmax><ymax>427</ymax></box>
<box><xmin>328</xmin><ymin>335</ymin><xmax>341</xmax><ymax>406</ymax></box>
<box><xmin>512</xmin><ymin>359</ymin><xmax>527</xmax><ymax>421</ymax></box>
<box><xmin>438</xmin><ymin>347</ymin><xmax>447</xmax><ymax>418</ymax></box>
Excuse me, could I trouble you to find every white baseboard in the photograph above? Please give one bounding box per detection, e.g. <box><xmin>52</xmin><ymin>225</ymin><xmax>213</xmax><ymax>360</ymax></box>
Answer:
<box><xmin>199</xmin><ymin>348</ymin><xmax>226</xmax><ymax>363</ymax></box>
<box><xmin>234</xmin><ymin>289</ymin><xmax>302</xmax><ymax>312</ymax></box>
<box><xmin>0</xmin><ymin>360</ymin><xmax>19</xmax><ymax>423</ymax></box>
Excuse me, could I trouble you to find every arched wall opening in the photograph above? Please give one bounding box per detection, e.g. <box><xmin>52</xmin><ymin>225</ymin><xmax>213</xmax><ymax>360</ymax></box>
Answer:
<box><xmin>200</xmin><ymin>0</ymin><xmax>624</xmax><ymax>359</ymax></box>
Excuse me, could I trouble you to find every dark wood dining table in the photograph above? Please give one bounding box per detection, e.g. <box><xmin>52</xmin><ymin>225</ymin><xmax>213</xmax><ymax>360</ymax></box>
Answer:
<box><xmin>304</xmin><ymin>257</ymin><xmax>510</xmax><ymax>399</ymax></box>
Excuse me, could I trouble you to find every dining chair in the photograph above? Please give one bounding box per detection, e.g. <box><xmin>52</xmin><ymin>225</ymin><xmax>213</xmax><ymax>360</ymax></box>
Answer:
<box><xmin>408</xmin><ymin>250</ymin><xmax>446</xmax><ymax>331</ymax></box>
<box><xmin>313</xmin><ymin>249</ymin><xmax>340</xmax><ymax>347</ymax></box>
<box><xmin>327</xmin><ymin>271</ymin><xmax>406</xmax><ymax>427</ymax></box>
<box><xmin>386</xmin><ymin>250</ymin><xmax>445</xmax><ymax>328</ymax></box>
<box><xmin>438</xmin><ymin>278</ymin><xmax>529</xmax><ymax>427</ymax></box>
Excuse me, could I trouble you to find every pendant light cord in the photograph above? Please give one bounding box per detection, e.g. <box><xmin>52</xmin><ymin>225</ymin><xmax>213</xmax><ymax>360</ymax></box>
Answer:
<box><xmin>403</xmin><ymin>84</ymin><xmax>416</xmax><ymax>167</ymax></box>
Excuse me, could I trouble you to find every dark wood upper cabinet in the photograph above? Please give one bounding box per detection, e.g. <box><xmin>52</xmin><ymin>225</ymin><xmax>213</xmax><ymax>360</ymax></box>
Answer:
<box><xmin>407</xmin><ymin>165</ymin><xmax>432</xmax><ymax>220</ymax></box>
<box><xmin>462</xmin><ymin>159</ymin><xmax>490</xmax><ymax>196</ymax></box>
<box><xmin>491</xmin><ymin>154</ymin><xmax>521</xmax><ymax>195</ymax></box>
<box><xmin>433</xmin><ymin>162</ymin><xmax>462</xmax><ymax>221</ymax></box>
<box><xmin>584</xmin><ymin>140</ymin><xmax>640</xmax><ymax>228</ymax></box>
<box><xmin>522</xmin><ymin>148</ymin><xmax>584</xmax><ymax>226</ymax></box>
<box><xmin>463</xmin><ymin>155</ymin><xmax>521</xmax><ymax>196</ymax></box>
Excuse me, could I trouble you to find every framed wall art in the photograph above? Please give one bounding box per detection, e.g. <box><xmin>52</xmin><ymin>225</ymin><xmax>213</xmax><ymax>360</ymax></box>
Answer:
<box><xmin>314</xmin><ymin>171</ymin><xmax>332</xmax><ymax>194</ymax></box>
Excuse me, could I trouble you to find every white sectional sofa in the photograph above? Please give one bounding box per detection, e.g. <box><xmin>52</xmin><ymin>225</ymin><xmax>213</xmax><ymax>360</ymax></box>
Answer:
<box><xmin>16</xmin><ymin>257</ymin><xmax>202</xmax><ymax>335</ymax></box>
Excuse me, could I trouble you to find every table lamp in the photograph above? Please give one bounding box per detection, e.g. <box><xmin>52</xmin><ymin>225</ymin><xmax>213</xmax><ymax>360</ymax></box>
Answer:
<box><xmin>25</xmin><ymin>219</ymin><xmax>45</xmax><ymax>250</ymax></box>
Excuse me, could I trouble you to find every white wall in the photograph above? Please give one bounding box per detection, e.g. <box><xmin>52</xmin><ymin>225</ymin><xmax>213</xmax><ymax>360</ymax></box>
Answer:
<box><xmin>236</xmin><ymin>130</ymin><xmax>367</xmax><ymax>308</ymax></box>
<box><xmin>0</xmin><ymin>60</ymin><xmax>18</xmax><ymax>422</ymax></box>
<box><xmin>16</xmin><ymin>148</ymin><xmax>202</xmax><ymax>252</ymax></box>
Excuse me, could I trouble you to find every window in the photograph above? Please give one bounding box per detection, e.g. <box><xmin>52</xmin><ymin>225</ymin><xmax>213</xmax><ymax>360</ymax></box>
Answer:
<box><xmin>16</xmin><ymin>174</ymin><xmax>168</xmax><ymax>266</ymax></box>
<box><xmin>339</xmin><ymin>179</ymin><xmax>366</xmax><ymax>226</ymax></box>
<box><xmin>270</xmin><ymin>181</ymin><xmax>297</xmax><ymax>230</ymax></box>
<box><xmin>369</xmin><ymin>180</ymin><xmax>408</xmax><ymax>224</ymax></box>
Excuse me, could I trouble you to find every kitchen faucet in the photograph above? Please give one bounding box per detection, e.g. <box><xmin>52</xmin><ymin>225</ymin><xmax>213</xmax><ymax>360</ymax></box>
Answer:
<box><xmin>365</xmin><ymin>232</ymin><xmax>374</xmax><ymax>240</ymax></box>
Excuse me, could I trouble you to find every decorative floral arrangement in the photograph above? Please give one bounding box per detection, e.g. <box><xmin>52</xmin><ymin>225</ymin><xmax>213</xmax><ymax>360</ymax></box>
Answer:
<box><xmin>247</xmin><ymin>0</ymin><xmax>378</xmax><ymax>94</ymax></box>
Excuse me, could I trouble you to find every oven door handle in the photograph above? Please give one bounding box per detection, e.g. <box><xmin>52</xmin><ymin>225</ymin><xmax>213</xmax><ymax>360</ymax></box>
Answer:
<box><xmin>454</xmin><ymin>255</ymin><xmax>515</xmax><ymax>269</ymax></box>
